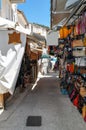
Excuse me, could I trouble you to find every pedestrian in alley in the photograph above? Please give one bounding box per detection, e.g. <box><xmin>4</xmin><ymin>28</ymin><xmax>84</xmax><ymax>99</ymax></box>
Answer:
<box><xmin>41</xmin><ymin>46</ymin><xmax>50</xmax><ymax>75</ymax></box>
<box><xmin>41</xmin><ymin>57</ymin><xmax>49</xmax><ymax>75</ymax></box>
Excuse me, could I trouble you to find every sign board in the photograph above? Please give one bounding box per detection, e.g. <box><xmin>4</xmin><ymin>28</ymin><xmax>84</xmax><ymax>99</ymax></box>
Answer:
<box><xmin>8</xmin><ymin>32</ymin><xmax>21</xmax><ymax>44</ymax></box>
<box><xmin>47</xmin><ymin>31</ymin><xmax>59</xmax><ymax>46</ymax></box>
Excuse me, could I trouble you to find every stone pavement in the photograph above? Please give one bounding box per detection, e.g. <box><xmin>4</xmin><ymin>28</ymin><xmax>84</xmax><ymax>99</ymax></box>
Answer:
<box><xmin>0</xmin><ymin>72</ymin><xmax>86</xmax><ymax>130</ymax></box>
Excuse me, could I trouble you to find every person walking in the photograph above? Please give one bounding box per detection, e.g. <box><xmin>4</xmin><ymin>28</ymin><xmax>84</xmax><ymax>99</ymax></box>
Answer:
<box><xmin>41</xmin><ymin>46</ymin><xmax>49</xmax><ymax>75</ymax></box>
<box><xmin>41</xmin><ymin>58</ymin><xmax>49</xmax><ymax>75</ymax></box>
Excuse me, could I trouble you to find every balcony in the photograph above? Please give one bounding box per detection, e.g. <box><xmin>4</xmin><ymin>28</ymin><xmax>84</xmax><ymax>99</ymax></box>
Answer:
<box><xmin>10</xmin><ymin>0</ymin><xmax>25</xmax><ymax>3</ymax></box>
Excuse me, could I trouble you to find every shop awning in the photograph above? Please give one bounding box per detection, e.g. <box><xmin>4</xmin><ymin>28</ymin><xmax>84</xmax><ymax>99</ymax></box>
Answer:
<box><xmin>52</xmin><ymin>17</ymin><xmax>67</xmax><ymax>30</ymax></box>
<box><xmin>65</xmin><ymin>0</ymin><xmax>80</xmax><ymax>9</ymax></box>
<box><xmin>51</xmin><ymin>12</ymin><xmax>70</xmax><ymax>28</ymax></box>
<box><xmin>0</xmin><ymin>17</ymin><xmax>30</xmax><ymax>35</ymax></box>
<box><xmin>27</xmin><ymin>35</ymin><xmax>44</xmax><ymax>49</ymax></box>
<box><xmin>0</xmin><ymin>17</ymin><xmax>15</xmax><ymax>28</ymax></box>
<box><xmin>66</xmin><ymin>0</ymin><xmax>86</xmax><ymax>25</ymax></box>
<box><xmin>51</xmin><ymin>0</ymin><xmax>84</xmax><ymax>29</ymax></box>
<box><xmin>28</xmin><ymin>33</ymin><xmax>46</xmax><ymax>47</ymax></box>
<box><xmin>51</xmin><ymin>0</ymin><xmax>70</xmax><ymax>28</ymax></box>
<box><xmin>27</xmin><ymin>37</ymin><xmax>43</xmax><ymax>53</ymax></box>
<box><xmin>31</xmin><ymin>32</ymin><xmax>46</xmax><ymax>43</ymax></box>
<box><xmin>31</xmin><ymin>48</ymin><xmax>42</xmax><ymax>52</ymax></box>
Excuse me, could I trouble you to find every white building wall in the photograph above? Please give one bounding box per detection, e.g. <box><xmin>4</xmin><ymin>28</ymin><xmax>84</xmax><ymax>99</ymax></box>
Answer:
<box><xmin>27</xmin><ymin>23</ymin><xmax>32</xmax><ymax>34</ymax></box>
<box><xmin>1</xmin><ymin>0</ymin><xmax>11</xmax><ymax>19</ymax></box>
<box><xmin>12</xmin><ymin>4</ymin><xmax>18</xmax><ymax>22</ymax></box>
<box><xmin>32</xmin><ymin>24</ymin><xmax>47</xmax><ymax>38</ymax></box>
<box><xmin>0</xmin><ymin>0</ymin><xmax>17</xmax><ymax>22</ymax></box>
<box><xmin>1</xmin><ymin>0</ymin><xmax>6</xmax><ymax>18</ymax></box>
<box><xmin>18</xmin><ymin>15</ymin><xmax>24</xmax><ymax>27</ymax></box>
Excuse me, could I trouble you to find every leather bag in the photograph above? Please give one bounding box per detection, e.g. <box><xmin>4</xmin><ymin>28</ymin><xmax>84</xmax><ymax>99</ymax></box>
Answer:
<box><xmin>73</xmin><ymin>94</ymin><xmax>79</xmax><ymax>107</ymax></box>
<box><xmin>73</xmin><ymin>47</ymin><xmax>85</xmax><ymax>57</ymax></box>
<box><xmin>82</xmin><ymin>105</ymin><xmax>86</xmax><ymax>118</ymax></box>
<box><xmin>80</xmin><ymin>87</ymin><xmax>86</xmax><ymax>97</ymax></box>
<box><xmin>72</xmin><ymin>39</ymin><xmax>84</xmax><ymax>47</ymax></box>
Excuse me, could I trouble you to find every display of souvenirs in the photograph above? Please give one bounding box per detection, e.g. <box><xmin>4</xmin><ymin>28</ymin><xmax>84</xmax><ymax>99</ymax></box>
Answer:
<box><xmin>73</xmin><ymin>12</ymin><xmax>86</xmax><ymax>36</ymax></box>
<box><xmin>57</xmin><ymin>9</ymin><xmax>86</xmax><ymax>123</ymax></box>
<box><xmin>59</xmin><ymin>28</ymin><xmax>64</xmax><ymax>39</ymax></box>
<box><xmin>59</xmin><ymin>26</ymin><xmax>69</xmax><ymax>39</ymax></box>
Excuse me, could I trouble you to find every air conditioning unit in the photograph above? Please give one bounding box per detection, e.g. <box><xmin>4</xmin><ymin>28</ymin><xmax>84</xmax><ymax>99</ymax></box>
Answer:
<box><xmin>10</xmin><ymin>0</ymin><xmax>25</xmax><ymax>3</ymax></box>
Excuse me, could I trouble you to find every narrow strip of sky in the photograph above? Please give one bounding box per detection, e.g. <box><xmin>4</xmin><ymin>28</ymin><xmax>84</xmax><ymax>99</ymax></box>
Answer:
<box><xmin>18</xmin><ymin>0</ymin><xmax>50</xmax><ymax>27</ymax></box>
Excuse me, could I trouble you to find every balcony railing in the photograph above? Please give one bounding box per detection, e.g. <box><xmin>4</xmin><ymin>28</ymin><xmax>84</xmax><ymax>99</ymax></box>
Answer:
<box><xmin>10</xmin><ymin>0</ymin><xmax>25</xmax><ymax>3</ymax></box>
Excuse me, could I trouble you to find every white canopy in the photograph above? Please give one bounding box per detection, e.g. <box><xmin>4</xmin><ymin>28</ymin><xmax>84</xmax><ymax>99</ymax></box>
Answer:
<box><xmin>0</xmin><ymin>31</ymin><xmax>26</xmax><ymax>94</ymax></box>
<box><xmin>0</xmin><ymin>16</ymin><xmax>31</xmax><ymax>35</ymax></box>
<box><xmin>0</xmin><ymin>17</ymin><xmax>28</xmax><ymax>94</ymax></box>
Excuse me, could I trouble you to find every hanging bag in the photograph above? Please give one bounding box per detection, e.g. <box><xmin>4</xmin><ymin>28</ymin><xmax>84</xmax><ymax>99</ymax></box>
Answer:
<box><xmin>72</xmin><ymin>39</ymin><xmax>84</xmax><ymax>47</ymax></box>
<box><xmin>83</xmin><ymin>35</ymin><xmax>86</xmax><ymax>46</ymax></box>
<box><xmin>82</xmin><ymin>105</ymin><xmax>86</xmax><ymax>119</ymax></box>
<box><xmin>73</xmin><ymin>47</ymin><xmax>85</xmax><ymax>57</ymax></box>
<box><xmin>80</xmin><ymin>86</ymin><xmax>86</xmax><ymax>97</ymax></box>
<box><xmin>59</xmin><ymin>28</ymin><xmax>64</xmax><ymax>38</ymax></box>
<box><xmin>77</xmin><ymin>18</ymin><xmax>81</xmax><ymax>35</ymax></box>
<box><xmin>73</xmin><ymin>94</ymin><xmax>79</xmax><ymax>107</ymax></box>
<box><xmin>80</xmin><ymin>67</ymin><xmax>86</xmax><ymax>74</ymax></box>
<box><xmin>70</xmin><ymin>88</ymin><xmax>76</xmax><ymax>101</ymax></box>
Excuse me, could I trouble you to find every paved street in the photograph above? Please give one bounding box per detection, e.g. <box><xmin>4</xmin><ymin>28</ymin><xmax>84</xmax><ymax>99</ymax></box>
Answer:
<box><xmin>0</xmin><ymin>72</ymin><xmax>86</xmax><ymax>130</ymax></box>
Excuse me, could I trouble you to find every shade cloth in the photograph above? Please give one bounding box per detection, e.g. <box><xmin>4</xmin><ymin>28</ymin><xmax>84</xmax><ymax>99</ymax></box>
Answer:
<box><xmin>0</xmin><ymin>16</ymin><xmax>30</xmax><ymax>35</ymax></box>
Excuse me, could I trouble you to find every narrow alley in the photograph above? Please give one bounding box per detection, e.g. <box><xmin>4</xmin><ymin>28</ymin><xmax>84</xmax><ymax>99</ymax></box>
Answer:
<box><xmin>0</xmin><ymin>72</ymin><xmax>86</xmax><ymax>130</ymax></box>
<box><xmin>0</xmin><ymin>0</ymin><xmax>86</xmax><ymax>130</ymax></box>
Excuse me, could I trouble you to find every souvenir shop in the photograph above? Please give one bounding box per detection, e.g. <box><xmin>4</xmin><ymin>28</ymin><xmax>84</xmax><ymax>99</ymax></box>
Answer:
<box><xmin>25</xmin><ymin>36</ymin><xmax>43</xmax><ymax>84</ymax></box>
<box><xmin>56</xmin><ymin>7</ymin><xmax>86</xmax><ymax>122</ymax></box>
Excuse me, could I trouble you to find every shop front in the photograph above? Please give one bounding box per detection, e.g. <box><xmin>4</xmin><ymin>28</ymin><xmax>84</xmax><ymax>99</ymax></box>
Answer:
<box><xmin>51</xmin><ymin>0</ymin><xmax>86</xmax><ymax>122</ymax></box>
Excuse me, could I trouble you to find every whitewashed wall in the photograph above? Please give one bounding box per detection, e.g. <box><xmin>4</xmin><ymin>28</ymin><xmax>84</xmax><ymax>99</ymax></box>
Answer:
<box><xmin>12</xmin><ymin>4</ymin><xmax>18</xmax><ymax>22</ymax></box>
<box><xmin>1</xmin><ymin>0</ymin><xmax>11</xmax><ymax>19</ymax></box>
<box><xmin>32</xmin><ymin>24</ymin><xmax>47</xmax><ymax>38</ymax></box>
<box><xmin>0</xmin><ymin>0</ymin><xmax>18</xmax><ymax>22</ymax></box>
<box><xmin>18</xmin><ymin>14</ymin><xmax>25</xmax><ymax>27</ymax></box>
